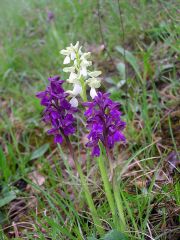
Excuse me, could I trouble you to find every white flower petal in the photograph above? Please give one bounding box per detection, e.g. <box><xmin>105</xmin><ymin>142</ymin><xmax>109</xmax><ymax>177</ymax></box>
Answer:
<box><xmin>63</xmin><ymin>66</ymin><xmax>75</xmax><ymax>73</ymax></box>
<box><xmin>86</xmin><ymin>77</ymin><xmax>101</xmax><ymax>88</ymax></box>
<box><xmin>63</xmin><ymin>55</ymin><xmax>70</xmax><ymax>64</ymax></box>
<box><xmin>67</xmin><ymin>72</ymin><xmax>79</xmax><ymax>84</ymax></box>
<box><xmin>80</xmin><ymin>52</ymin><xmax>91</xmax><ymax>59</ymax></box>
<box><xmin>60</xmin><ymin>49</ymin><xmax>69</xmax><ymax>55</ymax></box>
<box><xmin>81</xmin><ymin>59</ymin><xmax>92</xmax><ymax>67</ymax></box>
<box><xmin>74</xmin><ymin>41</ymin><xmax>79</xmax><ymax>51</ymax></box>
<box><xmin>78</xmin><ymin>46</ymin><xmax>83</xmax><ymax>55</ymax></box>
<box><xmin>73</xmin><ymin>59</ymin><xmax>78</xmax><ymax>66</ymax></box>
<box><xmin>66</xmin><ymin>90</ymin><xmax>73</xmax><ymax>94</ymax></box>
<box><xmin>90</xmin><ymin>88</ymin><xmax>97</xmax><ymax>99</ymax></box>
<box><xmin>70</xmin><ymin>97</ymin><xmax>78</xmax><ymax>107</ymax></box>
<box><xmin>80</xmin><ymin>67</ymin><xmax>87</xmax><ymax>77</ymax></box>
<box><xmin>88</xmin><ymin>71</ymin><xmax>101</xmax><ymax>78</ymax></box>
<box><xmin>69</xmin><ymin>72</ymin><xmax>77</xmax><ymax>79</ymax></box>
<box><xmin>72</xmin><ymin>84</ymin><xmax>82</xmax><ymax>95</ymax></box>
<box><xmin>71</xmin><ymin>51</ymin><xmax>76</xmax><ymax>60</ymax></box>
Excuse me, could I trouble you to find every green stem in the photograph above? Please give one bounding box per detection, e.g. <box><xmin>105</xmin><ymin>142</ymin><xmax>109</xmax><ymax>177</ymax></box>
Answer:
<box><xmin>75</xmin><ymin>50</ymin><xmax>87</xmax><ymax>102</ymax></box>
<box><xmin>75</xmin><ymin>161</ymin><xmax>104</xmax><ymax>235</ymax></box>
<box><xmin>113</xmin><ymin>176</ymin><xmax>126</xmax><ymax>232</ymax></box>
<box><xmin>97</xmin><ymin>144</ymin><xmax>117</xmax><ymax>227</ymax></box>
<box><xmin>80</xmin><ymin>77</ymin><xmax>87</xmax><ymax>102</ymax></box>
<box><xmin>65</xmin><ymin>136</ymin><xmax>104</xmax><ymax>235</ymax></box>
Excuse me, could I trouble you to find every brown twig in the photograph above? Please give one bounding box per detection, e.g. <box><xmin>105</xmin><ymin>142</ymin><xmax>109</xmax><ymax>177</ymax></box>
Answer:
<box><xmin>117</xmin><ymin>0</ymin><xmax>128</xmax><ymax>108</ymax></box>
<box><xmin>97</xmin><ymin>0</ymin><xmax>114</xmax><ymax>64</ymax></box>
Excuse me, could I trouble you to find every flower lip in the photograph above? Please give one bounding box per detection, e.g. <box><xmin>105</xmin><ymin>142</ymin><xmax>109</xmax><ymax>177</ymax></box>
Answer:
<box><xmin>90</xmin><ymin>88</ymin><xmax>97</xmax><ymax>99</ymax></box>
<box><xmin>48</xmin><ymin>75</ymin><xmax>62</xmax><ymax>82</ymax></box>
<box><xmin>54</xmin><ymin>134</ymin><xmax>63</xmax><ymax>144</ymax></box>
<box><xmin>69</xmin><ymin>97</ymin><xmax>78</xmax><ymax>107</ymax></box>
<box><xmin>36</xmin><ymin>91</ymin><xmax>48</xmax><ymax>99</ymax></box>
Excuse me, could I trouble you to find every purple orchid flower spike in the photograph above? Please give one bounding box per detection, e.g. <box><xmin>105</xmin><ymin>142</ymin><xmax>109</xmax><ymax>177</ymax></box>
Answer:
<box><xmin>83</xmin><ymin>92</ymin><xmax>126</xmax><ymax>157</ymax></box>
<box><xmin>36</xmin><ymin>76</ymin><xmax>77</xmax><ymax>144</ymax></box>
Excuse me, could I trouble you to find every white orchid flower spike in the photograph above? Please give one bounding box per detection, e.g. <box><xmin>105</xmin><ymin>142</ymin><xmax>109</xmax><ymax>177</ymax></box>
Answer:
<box><xmin>60</xmin><ymin>42</ymin><xmax>102</xmax><ymax>105</ymax></box>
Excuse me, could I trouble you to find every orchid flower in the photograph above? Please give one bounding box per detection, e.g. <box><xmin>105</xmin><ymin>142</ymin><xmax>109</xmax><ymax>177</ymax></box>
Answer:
<box><xmin>60</xmin><ymin>42</ymin><xmax>101</xmax><ymax>106</ymax></box>
<box><xmin>36</xmin><ymin>76</ymin><xmax>77</xmax><ymax>144</ymax></box>
<box><xmin>83</xmin><ymin>92</ymin><xmax>126</xmax><ymax>157</ymax></box>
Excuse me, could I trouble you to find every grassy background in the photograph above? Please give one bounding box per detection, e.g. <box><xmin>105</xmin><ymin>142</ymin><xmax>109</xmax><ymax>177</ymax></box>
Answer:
<box><xmin>0</xmin><ymin>0</ymin><xmax>179</xmax><ymax>239</ymax></box>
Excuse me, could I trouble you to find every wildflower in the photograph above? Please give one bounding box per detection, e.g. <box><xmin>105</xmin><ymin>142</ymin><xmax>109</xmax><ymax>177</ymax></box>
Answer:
<box><xmin>66</xmin><ymin>84</ymin><xmax>82</xmax><ymax>107</ymax></box>
<box><xmin>36</xmin><ymin>76</ymin><xmax>77</xmax><ymax>144</ymax></box>
<box><xmin>86</xmin><ymin>71</ymin><xmax>101</xmax><ymax>98</ymax></box>
<box><xmin>60</xmin><ymin>42</ymin><xmax>101</xmax><ymax>105</ymax></box>
<box><xmin>79</xmin><ymin>52</ymin><xmax>92</xmax><ymax>77</ymax></box>
<box><xmin>47</xmin><ymin>11</ymin><xmax>55</xmax><ymax>22</ymax></box>
<box><xmin>84</xmin><ymin>92</ymin><xmax>126</xmax><ymax>157</ymax></box>
<box><xmin>60</xmin><ymin>42</ymin><xmax>80</xmax><ymax>64</ymax></box>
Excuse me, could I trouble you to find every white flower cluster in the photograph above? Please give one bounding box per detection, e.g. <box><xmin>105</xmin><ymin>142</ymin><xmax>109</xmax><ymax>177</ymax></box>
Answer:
<box><xmin>60</xmin><ymin>42</ymin><xmax>101</xmax><ymax>107</ymax></box>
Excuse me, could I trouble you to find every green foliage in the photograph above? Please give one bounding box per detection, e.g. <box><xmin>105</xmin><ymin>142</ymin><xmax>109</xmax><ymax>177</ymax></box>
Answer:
<box><xmin>116</xmin><ymin>46</ymin><xmax>142</xmax><ymax>82</ymax></box>
<box><xmin>88</xmin><ymin>230</ymin><xmax>128</xmax><ymax>240</ymax></box>
<box><xmin>0</xmin><ymin>0</ymin><xmax>179</xmax><ymax>239</ymax></box>
<box><xmin>103</xmin><ymin>230</ymin><xmax>128</xmax><ymax>240</ymax></box>
<box><xmin>0</xmin><ymin>187</ymin><xmax>18</xmax><ymax>208</ymax></box>
<box><xmin>0</xmin><ymin>148</ymin><xmax>11</xmax><ymax>182</ymax></box>
<box><xmin>30</xmin><ymin>143</ymin><xmax>49</xmax><ymax>160</ymax></box>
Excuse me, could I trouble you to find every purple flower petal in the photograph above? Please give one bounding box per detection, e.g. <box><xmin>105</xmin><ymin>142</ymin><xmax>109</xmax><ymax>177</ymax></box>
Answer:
<box><xmin>50</xmin><ymin>111</ymin><xmax>59</xmax><ymax>119</ymax></box>
<box><xmin>92</xmin><ymin>145</ymin><xmax>100</xmax><ymax>157</ymax></box>
<box><xmin>36</xmin><ymin>91</ymin><xmax>47</xmax><ymax>99</ymax></box>
<box><xmin>36</xmin><ymin>75</ymin><xmax>77</xmax><ymax>144</ymax></box>
<box><xmin>54</xmin><ymin>134</ymin><xmax>63</xmax><ymax>144</ymax></box>
<box><xmin>47</xmin><ymin>11</ymin><xmax>55</xmax><ymax>22</ymax></box>
<box><xmin>48</xmin><ymin>75</ymin><xmax>61</xmax><ymax>82</ymax></box>
<box><xmin>47</xmin><ymin>128</ymin><xmax>57</xmax><ymax>135</ymax></box>
<box><xmin>84</xmin><ymin>91</ymin><xmax>126</xmax><ymax>156</ymax></box>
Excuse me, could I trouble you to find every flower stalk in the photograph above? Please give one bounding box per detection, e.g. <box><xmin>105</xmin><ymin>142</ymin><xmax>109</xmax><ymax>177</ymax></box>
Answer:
<box><xmin>97</xmin><ymin>143</ymin><xmax>117</xmax><ymax>228</ymax></box>
<box><xmin>65</xmin><ymin>136</ymin><xmax>104</xmax><ymax>236</ymax></box>
<box><xmin>75</xmin><ymin>160</ymin><xmax>104</xmax><ymax>235</ymax></box>
<box><xmin>113</xmin><ymin>176</ymin><xmax>126</xmax><ymax>232</ymax></box>
<box><xmin>80</xmin><ymin>76</ymin><xmax>87</xmax><ymax>102</ymax></box>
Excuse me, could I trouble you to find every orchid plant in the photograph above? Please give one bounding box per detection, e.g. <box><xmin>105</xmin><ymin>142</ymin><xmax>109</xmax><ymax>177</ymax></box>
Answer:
<box><xmin>36</xmin><ymin>42</ymin><xmax>126</xmax><ymax>236</ymax></box>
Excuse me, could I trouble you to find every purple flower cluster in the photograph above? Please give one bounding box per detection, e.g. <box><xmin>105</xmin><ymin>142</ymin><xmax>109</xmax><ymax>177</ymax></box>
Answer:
<box><xmin>84</xmin><ymin>92</ymin><xmax>126</xmax><ymax>157</ymax></box>
<box><xmin>36</xmin><ymin>76</ymin><xmax>77</xmax><ymax>144</ymax></box>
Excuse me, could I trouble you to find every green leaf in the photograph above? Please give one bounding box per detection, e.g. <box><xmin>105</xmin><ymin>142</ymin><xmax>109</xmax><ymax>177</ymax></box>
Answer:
<box><xmin>0</xmin><ymin>211</ymin><xmax>6</xmax><ymax>224</ymax></box>
<box><xmin>0</xmin><ymin>190</ymin><xmax>17</xmax><ymax>208</ymax></box>
<box><xmin>155</xmin><ymin>63</ymin><xmax>175</xmax><ymax>79</ymax></box>
<box><xmin>103</xmin><ymin>230</ymin><xmax>128</xmax><ymax>240</ymax></box>
<box><xmin>105</xmin><ymin>77</ymin><xmax>116</xmax><ymax>85</ymax></box>
<box><xmin>0</xmin><ymin>147</ymin><xmax>11</xmax><ymax>181</ymax></box>
<box><xmin>30</xmin><ymin>143</ymin><xmax>49</xmax><ymax>160</ymax></box>
<box><xmin>116</xmin><ymin>46</ymin><xmax>142</xmax><ymax>82</ymax></box>
<box><xmin>116</xmin><ymin>62</ymin><xmax>126</xmax><ymax>80</ymax></box>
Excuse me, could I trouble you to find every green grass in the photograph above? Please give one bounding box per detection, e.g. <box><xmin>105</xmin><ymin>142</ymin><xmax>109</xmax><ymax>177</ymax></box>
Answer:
<box><xmin>0</xmin><ymin>0</ymin><xmax>179</xmax><ymax>239</ymax></box>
